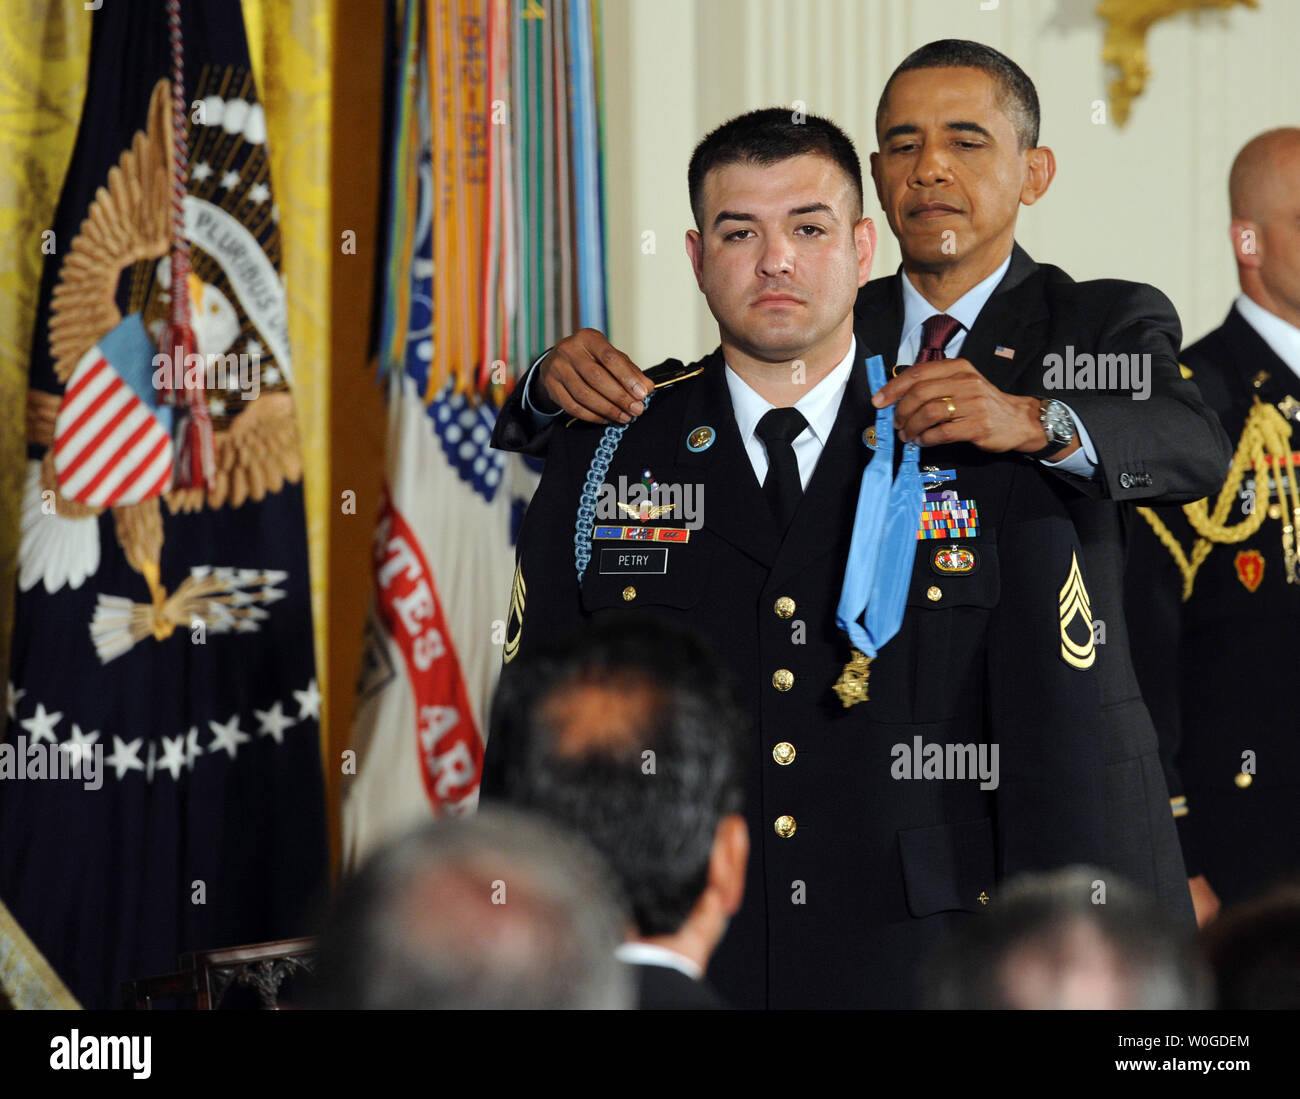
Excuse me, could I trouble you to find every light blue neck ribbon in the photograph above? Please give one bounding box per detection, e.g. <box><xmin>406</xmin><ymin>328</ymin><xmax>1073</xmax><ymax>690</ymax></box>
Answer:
<box><xmin>835</xmin><ymin>354</ymin><xmax>923</xmax><ymax>658</ymax></box>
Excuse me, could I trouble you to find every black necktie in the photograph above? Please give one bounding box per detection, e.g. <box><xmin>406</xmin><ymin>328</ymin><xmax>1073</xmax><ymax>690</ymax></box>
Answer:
<box><xmin>756</xmin><ymin>407</ymin><xmax>809</xmax><ymax>531</ymax></box>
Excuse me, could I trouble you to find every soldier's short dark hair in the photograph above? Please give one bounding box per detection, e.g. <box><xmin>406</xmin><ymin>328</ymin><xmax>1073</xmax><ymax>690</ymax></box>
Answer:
<box><xmin>491</xmin><ymin>614</ymin><xmax>745</xmax><ymax>938</ymax></box>
<box><xmin>876</xmin><ymin>39</ymin><xmax>1041</xmax><ymax>150</ymax></box>
<box><xmin>687</xmin><ymin>107</ymin><xmax>864</xmax><ymax>229</ymax></box>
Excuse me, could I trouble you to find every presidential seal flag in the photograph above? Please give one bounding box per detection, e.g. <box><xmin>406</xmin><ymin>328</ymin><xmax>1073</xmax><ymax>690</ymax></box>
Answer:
<box><xmin>2</xmin><ymin>0</ymin><xmax>326</xmax><ymax>1008</ymax></box>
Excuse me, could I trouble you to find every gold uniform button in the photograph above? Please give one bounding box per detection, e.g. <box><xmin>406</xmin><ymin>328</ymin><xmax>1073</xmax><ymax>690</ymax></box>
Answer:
<box><xmin>1235</xmin><ymin>772</ymin><xmax>1253</xmax><ymax>789</ymax></box>
<box><xmin>774</xmin><ymin>596</ymin><xmax>796</xmax><ymax>619</ymax></box>
<box><xmin>774</xmin><ymin>814</ymin><xmax>796</xmax><ymax>838</ymax></box>
<box><xmin>926</xmin><ymin>585</ymin><xmax>942</xmax><ymax>602</ymax></box>
<box><xmin>1269</xmin><ymin>504</ymin><xmax>1283</xmax><ymax>520</ymax></box>
<box><xmin>773</xmin><ymin>741</ymin><xmax>796</xmax><ymax>765</ymax></box>
<box><xmin>622</xmin><ymin>586</ymin><xmax>637</xmax><ymax>602</ymax></box>
<box><xmin>772</xmin><ymin>668</ymin><xmax>794</xmax><ymax>691</ymax></box>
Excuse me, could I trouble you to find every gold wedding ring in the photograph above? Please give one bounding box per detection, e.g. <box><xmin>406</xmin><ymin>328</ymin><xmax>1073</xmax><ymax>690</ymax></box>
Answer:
<box><xmin>941</xmin><ymin>395</ymin><xmax>957</xmax><ymax>418</ymax></box>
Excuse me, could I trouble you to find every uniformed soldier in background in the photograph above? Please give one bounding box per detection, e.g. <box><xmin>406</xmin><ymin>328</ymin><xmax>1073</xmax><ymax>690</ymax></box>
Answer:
<box><xmin>484</xmin><ymin>108</ymin><xmax>1113</xmax><ymax>1009</ymax></box>
<box><xmin>1127</xmin><ymin>128</ymin><xmax>1300</xmax><ymax>923</ymax></box>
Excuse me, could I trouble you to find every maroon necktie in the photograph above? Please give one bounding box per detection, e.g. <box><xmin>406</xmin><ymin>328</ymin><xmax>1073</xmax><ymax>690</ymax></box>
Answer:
<box><xmin>916</xmin><ymin>313</ymin><xmax>962</xmax><ymax>363</ymax></box>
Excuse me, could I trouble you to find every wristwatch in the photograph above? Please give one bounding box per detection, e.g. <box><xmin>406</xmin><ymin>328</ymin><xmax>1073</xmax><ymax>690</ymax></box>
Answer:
<box><xmin>1029</xmin><ymin>398</ymin><xmax>1076</xmax><ymax>460</ymax></box>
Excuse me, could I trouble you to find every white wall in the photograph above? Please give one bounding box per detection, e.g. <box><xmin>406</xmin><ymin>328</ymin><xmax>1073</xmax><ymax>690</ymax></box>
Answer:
<box><xmin>599</xmin><ymin>0</ymin><xmax>1297</xmax><ymax>367</ymax></box>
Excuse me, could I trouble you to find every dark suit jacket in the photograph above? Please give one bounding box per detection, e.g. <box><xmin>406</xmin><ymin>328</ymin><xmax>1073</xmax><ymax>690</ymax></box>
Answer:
<box><xmin>631</xmin><ymin>962</ymin><xmax>729</xmax><ymax>1010</ymax></box>
<box><xmin>486</xmin><ymin>340</ymin><xmax>1109</xmax><ymax>1008</ymax></box>
<box><xmin>1125</xmin><ymin>305</ymin><xmax>1300</xmax><ymax>905</ymax></box>
<box><xmin>850</xmin><ymin>245</ymin><xmax>1231</xmax><ymax>925</ymax></box>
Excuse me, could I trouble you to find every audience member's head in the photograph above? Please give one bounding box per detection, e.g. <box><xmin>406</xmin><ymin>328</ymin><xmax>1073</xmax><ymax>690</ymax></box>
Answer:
<box><xmin>1201</xmin><ymin>880</ymin><xmax>1300</xmax><ymax>1009</ymax></box>
<box><xmin>490</xmin><ymin>614</ymin><xmax>748</xmax><ymax>973</ymax></box>
<box><xmin>313</xmin><ymin>808</ymin><xmax>632</xmax><ymax>1009</ymax></box>
<box><xmin>922</xmin><ymin>866</ymin><xmax>1211</xmax><ymax>1009</ymax></box>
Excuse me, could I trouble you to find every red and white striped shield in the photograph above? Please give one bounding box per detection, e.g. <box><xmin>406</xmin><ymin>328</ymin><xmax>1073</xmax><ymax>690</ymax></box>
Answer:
<box><xmin>53</xmin><ymin>339</ymin><xmax>174</xmax><ymax>508</ymax></box>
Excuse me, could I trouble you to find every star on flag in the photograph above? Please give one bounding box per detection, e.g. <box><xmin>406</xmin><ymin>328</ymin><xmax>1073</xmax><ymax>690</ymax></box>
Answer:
<box><xmin>105</xmin><ymin>736</ymin><xmax>145</xmax><ymax>780</ymax></box>
<box><xmin>20</xmin><ymin>702</ymin><xmax>62</xmax><ymax>745</ymax></box>
<box><xmin>61</xmin><ymin>724</ymin><xmax>100</xmax><ymax>770</ymax></box>
<box><xmin>208</xmin><ymin>714</ymin><xmax>251</xmax><ymax>760</ymax></box>
<box><xmin>293</xmin><ymin>679</ymin><xmax>321</xmax><ymax>722</ymax></box>
<box><xmin>6</xmin><ymin>681</ymin><xmax>25</xmax><ymax>720</ymax></box>
<box><xmin>156</xmin><ymin>734</ymin><xmax>188</xmax><ymax>781</ymax></box>
<box><xmin>255</xmin><ymin>701</ymin><xmax>295</xmax><ymax>744</ymax></box>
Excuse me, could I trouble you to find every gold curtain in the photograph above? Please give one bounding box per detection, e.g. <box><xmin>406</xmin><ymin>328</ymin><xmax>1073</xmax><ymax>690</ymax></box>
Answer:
<box><xmin>0</xmin><ymin>3</ymin><xmax>92</xmax><ymax>702</ymax></box>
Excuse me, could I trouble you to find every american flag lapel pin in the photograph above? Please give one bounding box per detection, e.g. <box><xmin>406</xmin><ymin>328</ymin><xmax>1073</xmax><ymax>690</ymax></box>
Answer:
<box><xmin>994</xmin><ymin>345</ymin><xmax>1015</xmax><ymax>359</ymax></box>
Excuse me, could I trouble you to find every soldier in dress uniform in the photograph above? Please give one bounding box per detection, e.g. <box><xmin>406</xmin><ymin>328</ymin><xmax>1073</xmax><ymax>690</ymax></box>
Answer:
<box><xmin>483</xmin><ymin>108</ymin><xmax>1114</xmax><ymax>1009</ymax></box>
<box><xmin>1126</xmin><ymin>128</ymin><xmax>1300</xmax><ymax>922</ymax></box>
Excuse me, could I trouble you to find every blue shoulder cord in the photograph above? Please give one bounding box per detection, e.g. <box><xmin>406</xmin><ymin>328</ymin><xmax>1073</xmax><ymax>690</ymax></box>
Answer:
<box><xmin>574</xmin><ymin>394</ymin><xmax>653</xmax><ymax>585</ymax></box>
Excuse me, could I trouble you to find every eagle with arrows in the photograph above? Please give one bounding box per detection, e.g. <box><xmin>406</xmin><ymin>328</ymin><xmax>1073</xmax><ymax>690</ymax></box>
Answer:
<box><xmin>21</xmin><ymin>76</ymin><xmax>302</xmax><ymax>663</ymax></box>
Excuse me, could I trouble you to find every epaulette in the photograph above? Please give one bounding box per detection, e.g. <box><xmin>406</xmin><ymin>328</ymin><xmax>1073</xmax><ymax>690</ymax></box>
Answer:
<box><xmin>564</xmin><ymin>358</ymin><xmax>705</xmax><ymax>428</ymax></box>
<box><xmin>643</xmin><ymin>357</ymin><xmax>705</xmax><ymax>391</ymax></box>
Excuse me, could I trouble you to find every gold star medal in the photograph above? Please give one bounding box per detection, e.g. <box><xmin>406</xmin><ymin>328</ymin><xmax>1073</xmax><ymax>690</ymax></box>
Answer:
<box><xmin>833</xmin><ymin>648</ymin><xmax>872</xmax><ymax>707</ymax></box>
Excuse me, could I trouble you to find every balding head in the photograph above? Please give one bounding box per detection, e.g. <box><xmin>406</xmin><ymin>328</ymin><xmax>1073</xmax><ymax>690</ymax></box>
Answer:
<box><xmin>1228</xmin><ymin>128</ymin><xmax>1300</xmax><ymax>327</ymax></box>
<box><xmin>1229</xmin><ymin>128</ymin><xmax>1300</xmax><ymax>221</ymax></box>
<box><xmin>314</xmin><ymin>809</ymin><xmax>632</xmax><ymax>1009</ymax></box>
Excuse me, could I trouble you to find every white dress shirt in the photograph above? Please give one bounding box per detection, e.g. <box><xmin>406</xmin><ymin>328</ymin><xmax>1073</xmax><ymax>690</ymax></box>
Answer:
<box><xmin>614</xmin><ymin>940</ymin><xmax>703</xmax><ymax>980</ymax></box>
<box><xmin>724</xmin><ymin>338</ymin><xmax>856</xmax><ymax>489</ymax></box>
<box><xmin>1234</xmin><ymin>293</ymin><xmax>1300</xmax><ymax>379</ymax></box>
<box><xmin>896</xmin><ymin>255</ymin><xmax>1098</xmax><ymax>476</ymax></box>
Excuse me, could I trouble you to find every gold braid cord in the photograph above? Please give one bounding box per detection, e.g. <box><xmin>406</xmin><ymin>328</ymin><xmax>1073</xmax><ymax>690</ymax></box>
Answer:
<box><xmin>1137</xmin><ymin>398</ymin><xmax>1297</xmax><ymax>600</ymax></box>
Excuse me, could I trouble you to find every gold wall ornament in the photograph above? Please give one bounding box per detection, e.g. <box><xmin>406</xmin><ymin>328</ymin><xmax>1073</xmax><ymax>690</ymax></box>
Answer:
<box><xmin>1098</xmin><ymin>0</ymin><xmax>1257</xmax><ymax>126</ymax></box>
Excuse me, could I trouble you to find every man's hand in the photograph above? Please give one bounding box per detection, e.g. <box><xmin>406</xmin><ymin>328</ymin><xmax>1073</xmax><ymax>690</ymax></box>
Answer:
<box><xmin>534</xmin><ymin>328</ymin><xmax>653</xmax><ymax>424</ymax></box>
<box><xmin>871</xmin><ymin>357</ymin><xmax>1069</xmax><ymax>456</ymax></box>
<box><xmin>1188</xmin><ymin>874</ymin><xmax>1221</xmax><ymax>928</ymax></box>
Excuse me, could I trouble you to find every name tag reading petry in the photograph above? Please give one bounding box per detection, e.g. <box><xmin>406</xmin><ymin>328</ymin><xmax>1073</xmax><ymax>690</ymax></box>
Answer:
<box><xmin>599</xmin><ymin>547</ymin><xmax>670</xmax><ymax>574</ymax></box>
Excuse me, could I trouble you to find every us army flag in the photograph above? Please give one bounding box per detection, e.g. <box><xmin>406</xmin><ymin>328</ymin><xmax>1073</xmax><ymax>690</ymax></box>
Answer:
<box><xmin>1</xmin><ymin>0</ymin><xmax>326</xmax><ymax>1008</ymax></box>
<box><xmin>340</xmin><ymin>0</ymin><xmax>529</xmax><ymax>865</ymax></box>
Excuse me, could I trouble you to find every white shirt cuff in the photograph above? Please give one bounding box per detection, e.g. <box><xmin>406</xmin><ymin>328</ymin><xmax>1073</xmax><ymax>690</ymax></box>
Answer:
<box><xmin>520</xmin><ymin>351</ymin><xmax>562</xmax><ymax>427</ymax></box>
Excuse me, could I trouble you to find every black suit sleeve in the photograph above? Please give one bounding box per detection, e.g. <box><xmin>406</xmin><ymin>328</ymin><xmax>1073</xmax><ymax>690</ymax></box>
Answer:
<box><xmin>490</xmin><ymin>362</ymin><xmax>560</xmax><ymax>456</ymax></box>
<box><xmin>1043</xmin><ymin>284</ymin><xmax>1231</xmax><ymax>506</ymax></box>
<box><xmin>1123</xmin><ymin>503</ymin><xmax>1198</xmax><ymax>877</ymax></box>
<box><xmin>988</xmin><ymin>462</ymin><xmax>1105</xmax><ymax>877</ymax></box>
